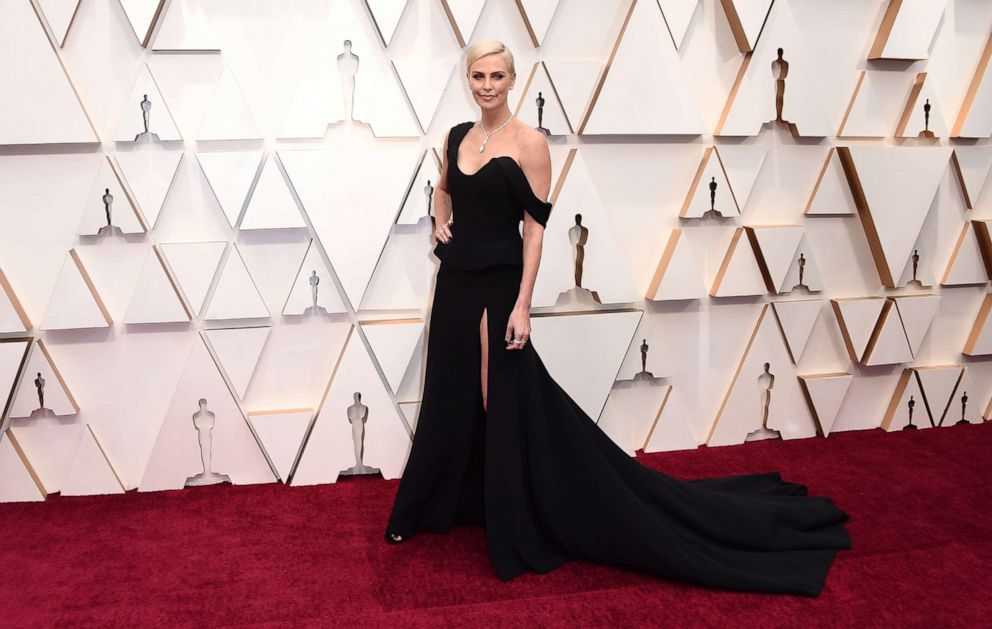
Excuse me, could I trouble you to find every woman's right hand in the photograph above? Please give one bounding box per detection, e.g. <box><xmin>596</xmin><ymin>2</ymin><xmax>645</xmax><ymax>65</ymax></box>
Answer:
<box><xmin>434</xmin><ymin>217</ymin><xmax>454</xmax><ymax>244</ymax></box>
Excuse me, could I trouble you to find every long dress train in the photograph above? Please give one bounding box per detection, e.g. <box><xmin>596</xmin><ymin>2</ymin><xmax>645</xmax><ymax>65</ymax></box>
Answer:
<box><xmin>385</xmin><ymin>121</ymin><xmax>852</xmax><ymax>597</ymax></box>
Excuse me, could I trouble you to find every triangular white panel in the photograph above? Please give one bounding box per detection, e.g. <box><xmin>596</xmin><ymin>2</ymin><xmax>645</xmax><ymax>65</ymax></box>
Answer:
<box><xmin>530</xmin><ymin>311</ymin><xmax>642</xmax><ymax>421</ymax></box>
<box><xmin>77</xmin><ymin>157</ymin><xmax>145</xmax><ymax>235</ymax></box>
<box><xmin>747</xmin><ymin>226</ymin><xmax>803</xmax><ymax>293</ymax></box>
<box><xmin>915</xmin><ymin>366</ymin><xmax>963</xmax><ymax>427</ymax></box>
<box><xmin>771</xmin><ymin>299</ymin><xmax>821</xmax><ymax>364</ymax></box>
<box><xmin>779</xmin><ymin>235</ymin><xmax>824</xmax><ymax>293</ymax></box>
<box><xmin>940</xmin><ymin>222</ymin><xmax>989</xmax><ymax>286</ymax></box>
<box><xmin>710</xmin><ymin>228</ymin><xmax>766</xmax><ymax>297</ymax></box>
<box><xmin>805</xmin><ymin>148</ymin><xmax>857</xmax><ymax>216</ymax></box>
<box><xmin>543</xmin><ymin>60</ymin><xmax>603</xmax><ymax>137</ymax></box>
<box><xmin>0</xmin><ymin>0</ymin><xmax>95</xmax><ymax>145</ymax></box>
<box><xmin>707</xmin><ymin>304</ymin><xmax>816</xmax><ymax>446</ymax></box>
<box><xmin>642</xmin><ymin>387</ymin><xmax>697</xmax><ymax>452</ymax></box>
<box><xmin>197</xmin><ymin>66</ymin><xmax>260</xmax><ymax>141</ymax></box>
<box><xmin>239</xmin><ymin>157</ymin><xmax>305</xmax><ymax>230</ymax></box>
<box><xmin>293</xmin><ymin>328</ymin><xmax>411</xmax><ymax>484</ymax></box>
<box><xmin>0</xmin><ymin>435</ymin><xmax>45</xmax><ymax>502</ymax></box>
<box><xmin>648</xmin><ymin>229</ymin><xmax>706</xmax><ymax>301</ymax></box>
<box><xmin>963</xmin><ymin>294</ymin><xmax>992</xmax><ymax>356</ymax></box>
<box><xmin>159</xmin><ymin>241</ymin><xmax>227</xmax><ymax>317</ymax></box>
<box><xmin>599</xmin><ymin>382</ymin><xmax>673</xmax><ymax>456</ymax></box>
<box><xmin>205</xmin><ymin>245</ymin><xmax>269</xmax><ymax>321</ymax></box>
<box><xmin>440</xmin><ymin>0</ymin><xmax>484</xmax><ymax>46</ymax></box>
<box><xmin>119</xmin><ymin>0</ymin><xmax>166</xmax><ymax>46</ymax></box>
<box><xmin>124</xmin><ymin>246</ymin><xmax>190</xmax><ymax>324</ymax></box>
<box><xmin>113</xmin><ymin>150</ymin><xmax>183</xmax><ymax>229</ymax></box>
<box><xmin>6</xmin><ymin>420</ymin><xmax>80</xmax><ymax>494</ymax></box>
<box><xmin>280</xmin><ymin>145</ymin><xmax>422</xmax><ymax>308</ymax></box>
<box><xmin>152</xmin><ymin>0</ymin><xmax>220</xmax><ymax>51</ymax></box>
<box><xmin>202</xmin><ymin>327</ymin><xmax>270</xmax><ymax>399</ymax></box>
<box><xmin>60</xmin><ymin>425</ymin><xmax>125</xmax><ymax>496</ymax></box>
<box><xmin>721</xmin><ymin>0</ymin><xmax>773</xmax><ymax>52</ymax></box>
<box><xmin>113</xmin><ymin>64</ymin><xmax>182</xmax><ymax>142</ymax></box>
<box><xmin>0</xmin><ymin>268</ymin><xmax>31</xmax><ymax>333</ymax></box>
<box><xmin>196</xmin><ymin>151</ymin><xmax>262</xmax><ymax>228</ymax></box>
<box><xmin>366</xmin><ymin>0</ymin><xmax>407</xmax><ymax>45</ymax></box>
<box><xmin>362</xmin><ymin>320</ymin><xmax>424</xmax><ymax>396</ymax></box>
<box><xmin>37</xmin><ymin>0</ymin><xmax>81</xmax><ymax>47</ymax></box>
<box><xmin>831</xmin><ymin>297</ymin><xmax>886</xmax><ymax>363</ymax></box>
<box><xmin>716</xmin><ymin>0</ymin><xmax>831</xmax><ymax>136</ymax></box>
<box><xmin>534</xmin><ymin>151</ymin><xmax>641</xmax><ymax>306</ymax></box>
<box><xmin>10</xmin><ymin>340</ymin><xmax>77</xmax><ymax>418</ymax></box>
<box><xmin>248</xmin><ymin>409</ymin><xmax>312</xmax><ymax>481</ymax></box>
<box><xmin>283</xmin><ymin>240</ymin><xmax>348</xmax><ymax>316</ymax></box>
<box><xmin>952</xmin><ymin>148</ymin><xmax>992</xmax><ymax>209</ymax></box>
<box><xmin>396</xmin><ymin>150</ymin><xmax>440</xmax><ymax>225</ymax></box>
<box><xmin>798</xmin><ymin>373</ymin><xmax>852</xmax><ymax>436</ymax></box>
<box><xmin>869</xmin><ymin>0</ymin><xmax>948</xmax><ymax>61</ymax></box>
<box><xmin>658</xmin><ymin>0</ymin><xmax>699</xmax><ymax>49</ymax></box>
<box><xmin>140</xmin><ymin>336</ymin><xmax>276</xmax><ymax>491</ymax></box>
<box><xmin>279</xmin><ymin>1</ymin><xmax>419</xmax><ymax>139</ymax></box>
<box><xmin>716</xmin><ymin>144</ymin><xmax>767</xmax><ymax>211</ymax></box>
<box><xmin>863</xmin><ymin>301</ymin><xmax>913</xmax><ymax>366</ymax></box>
<box><xmin>680</xmin><ymin>148</ymin><xmax>738</xmax><ymax>218</ymax></box>
<box><xmin>896</xmin><ymin>73</ymin><xmax>949</xmax><ymax>138</ymax></box>
<box><xmin>952</xmin><ymin>35</ymin><xmax>992</xmax><ymax>138</ymax></box>
<box><xmin>582</xmin><ymin>0</ymin><xmax>705</xmax><ymax>135</ymax></box>
<box><xmin>0</xmin><ymin>340</ymin><xmax>31</xmax><ymax>415</ymax></box>
<box><xmin>837</xmin><ymin>71</ymin><xmax>906</xmax><ymax>138</ymax></box>
<box><xmin>40</xmin><ymin>250</ymin><xmax>112</xmax><ymax>331</ymax></box>
<box><xmin>841</xmin><ymin>146</ymin><xmax>952</xmax><ymax>287</ymax></box>
<box><xmin>392</xmin><ymin>59</ymin><xmax>453</xmax><ymax>133</ymax></box>
<box><xmin>893</xmin><ymin>294</ymin><xmax>940</xmax><ymax>358</ymax></box>
<box><xmin>515</xmin><ymin>62</ymin><xmax>572</xmax><ymax>136</ymax></box>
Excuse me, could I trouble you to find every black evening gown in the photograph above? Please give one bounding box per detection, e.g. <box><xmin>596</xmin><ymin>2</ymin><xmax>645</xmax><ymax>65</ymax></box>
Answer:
<box><xmin>385</xmin><ymin>121</ymin><xmax>852</xmax><ymax>597</ymax></box>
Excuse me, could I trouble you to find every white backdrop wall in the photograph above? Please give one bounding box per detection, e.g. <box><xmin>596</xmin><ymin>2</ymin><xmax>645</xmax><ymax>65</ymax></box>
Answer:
<box><xmin>1</xmin><ymin>0</ymin><xmax>991</xmax><ymax>500</ymax></box>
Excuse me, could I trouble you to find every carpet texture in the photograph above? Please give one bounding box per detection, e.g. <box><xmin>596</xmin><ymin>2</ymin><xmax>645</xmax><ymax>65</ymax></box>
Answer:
<box><xmin>0</xmin><ymin>422</ymin><xmax>988</xmax><ymax>627</ymax></box>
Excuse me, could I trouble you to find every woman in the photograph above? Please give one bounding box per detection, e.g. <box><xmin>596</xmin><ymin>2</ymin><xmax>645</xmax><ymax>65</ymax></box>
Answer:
<box><xmin>384</xmin><ymin>40</ymin><xmax>852</xmax><ymax>597</ymax></box>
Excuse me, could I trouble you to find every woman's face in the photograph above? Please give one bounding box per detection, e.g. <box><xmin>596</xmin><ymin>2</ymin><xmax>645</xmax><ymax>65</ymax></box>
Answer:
<box><xmin>468</xmin><ymin>54</ymin><xmax>514</xmax><ymax>111</ymax></box>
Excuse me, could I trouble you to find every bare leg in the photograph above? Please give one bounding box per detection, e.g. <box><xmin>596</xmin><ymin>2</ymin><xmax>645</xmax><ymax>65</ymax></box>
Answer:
<box><xmin>480</xmin><ymin>307</ymin><xmax>489</xmax><ymax>412</ymax></box>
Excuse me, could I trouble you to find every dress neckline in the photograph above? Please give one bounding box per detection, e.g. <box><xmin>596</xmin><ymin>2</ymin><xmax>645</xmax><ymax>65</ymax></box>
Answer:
<box><xmin>452</xmin><ymin>122</ymin><xmax>547</xmax><ymax>206</ymax></box>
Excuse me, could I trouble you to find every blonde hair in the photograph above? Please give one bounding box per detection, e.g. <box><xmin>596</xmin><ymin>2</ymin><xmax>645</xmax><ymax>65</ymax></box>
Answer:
<box><xmin>465</xmin><ymin>40</ymin><xmax>515</xmax><ymax>77</ymax></box>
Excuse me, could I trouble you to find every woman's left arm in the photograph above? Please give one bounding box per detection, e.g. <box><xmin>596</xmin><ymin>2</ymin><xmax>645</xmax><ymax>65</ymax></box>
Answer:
<box><xmin>505</xmin><ymin>133</ymin><xmax>552</xmax><ymax>351</ymax></box>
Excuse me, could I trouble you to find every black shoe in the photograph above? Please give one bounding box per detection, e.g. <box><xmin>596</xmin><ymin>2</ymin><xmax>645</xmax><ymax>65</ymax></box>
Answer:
<box><xmin>385</xmin><ymin>530</ymin><xmax>409</xmax><ymax>544</ymax></box>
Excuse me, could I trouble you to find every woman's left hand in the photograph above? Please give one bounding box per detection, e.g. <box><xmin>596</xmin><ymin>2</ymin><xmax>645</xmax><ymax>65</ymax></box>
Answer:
<box><xmin>504</xmin><ymin>306</ymin><xmax>531</xmax><ymax>351</ymax></box>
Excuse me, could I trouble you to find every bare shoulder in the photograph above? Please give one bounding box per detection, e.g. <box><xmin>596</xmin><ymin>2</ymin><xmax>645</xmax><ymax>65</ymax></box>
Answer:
<box><xmin>514</xmin><ymin>123</ymin><xmax>550</xmax><ymax>167</ymax></box>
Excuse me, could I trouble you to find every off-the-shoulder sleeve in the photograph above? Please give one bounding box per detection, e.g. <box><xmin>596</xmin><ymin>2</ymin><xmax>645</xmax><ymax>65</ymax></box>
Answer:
<box><xmin>495</xmin><ymin>158</ymin><xmax>553</xmax><ymax>227</ymax></box>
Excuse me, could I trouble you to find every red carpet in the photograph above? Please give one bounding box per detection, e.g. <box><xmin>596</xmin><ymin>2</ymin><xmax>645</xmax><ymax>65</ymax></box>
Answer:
<box><xmin>1</xmin><ymin>422</ymin><xmax>989</xmax><ymax>627</ymax></box>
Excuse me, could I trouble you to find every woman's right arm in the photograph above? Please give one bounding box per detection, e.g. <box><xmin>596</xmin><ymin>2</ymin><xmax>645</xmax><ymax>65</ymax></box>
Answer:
<box><xmin>433</xmin><ymin>129</ymin><xmax>454</xmax><ymax>244</ymax></box>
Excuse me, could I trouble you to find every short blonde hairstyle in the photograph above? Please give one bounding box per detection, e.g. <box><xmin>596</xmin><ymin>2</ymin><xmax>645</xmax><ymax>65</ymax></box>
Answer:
<box><xmin>465</xmin><ymin>40</ymin><xmax>515</xmax><ymax>77</ymax></box>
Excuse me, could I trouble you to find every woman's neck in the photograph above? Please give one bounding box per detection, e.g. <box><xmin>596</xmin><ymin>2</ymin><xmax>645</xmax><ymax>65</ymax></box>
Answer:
<box><xmin>480</xmin><ymin>107</ymin><xmax>513</xmax><ymax>130</ymax></box>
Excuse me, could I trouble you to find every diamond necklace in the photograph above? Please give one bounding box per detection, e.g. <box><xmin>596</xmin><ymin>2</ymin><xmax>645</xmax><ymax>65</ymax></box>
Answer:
<box><xmin>479</xmin><ymin>113</ymin><xmax>513</xmax><ymax>153</ymax></box>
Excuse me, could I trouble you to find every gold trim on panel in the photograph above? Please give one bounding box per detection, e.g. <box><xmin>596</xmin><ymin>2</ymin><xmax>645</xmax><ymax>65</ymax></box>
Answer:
<box><xmin>35</xmin><ymin>339</ymin><xmax>80</xmax><ymax>413</ymax></box>
<box><xmin>646</xmin><ymin>228</ymin><xmax>682</xmax><ymax>299</ymax></box>
<box><xmin>861</xmin><ymin>297</ymin><xmax>896</xmax><ymax>364</ymax></box>
<box><xmin>836</xmin><ymin>71</ymin><xmax>866</xmax><ymax>138</ymax></box>
<box><xmin>836</xmin><ymin>147</ymin><xmax>895</xmax><ymax>287</ymax></box>
<box><xmin>152</xmin><ymin>244</ymin><xmax>193</xmax><ymax>320</ymax></box>
<box><xmin>894</xmin><ymin>72</ymin><xmax>928</xmax><ymax>137</ymax></box>
<box><xmin>86</xmin><ymin>423</ymin><xmax>126</xmax><ymax>491</ymax></box>
<box><xmin>709</xmin><ymin>226</ymin><xmax>746</xmax><ymax>296</ymax></box>
<box><xmin>0</xmin><ymin>267</ymin><xmax>32</xmax><ymax>331</ymax></box>
<box><xmin>640</xmin><ymin>385</ymin><xmax>673</xmax><ymax>451</ymax></box>
<box><xmin>970</xmin><ymin>220</ymin><xmax>992</xmax><ymax>280</ymax></box>
<box><xmin>867</xmin><ymin>0</ymin><xmax>904</xmax><ymax>60</ymax></box>
<box><xmin>963</xmin><ymin>293</ymin><xmax>992</xmax><ymax>356</ymax></box>
<box><xmin>576</xmin><ymin>0</ymin><xmax>637</xmax><ymax>135</ymax></box>
<box><xmin>0</xmin><ymin>337</ymin><xmax>32</xmax><ymax>423</ymax></box>
<box><xmin>6</xmin><ymin>430</ymin><xmax>47</xmax><ymax>498</ymax></box>
<box><xmin>880</xmin><ymin>366</ymin><xmax>913</xmax><ymax>431</ymax></box>
<box><xmin>952</xmin><ymin>33</ymin><xmax>992</xmax><ymax>137</ymax></box>
<box><xmin>705</xmin><ymin>303</ymin><xmax>767</xmax><ymax>444</ymax></box>
<box><xmin>69</xmin><ymin>248</ymin><xmax>113</xmax><ymax>325</ymax></box>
